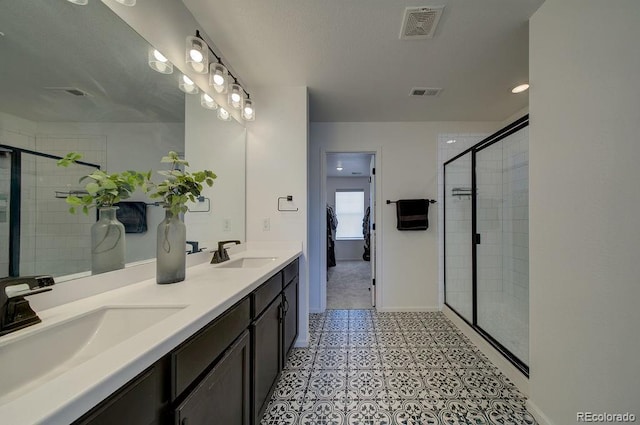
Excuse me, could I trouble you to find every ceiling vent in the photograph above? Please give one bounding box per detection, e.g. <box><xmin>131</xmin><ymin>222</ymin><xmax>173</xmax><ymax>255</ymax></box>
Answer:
<box><xmin>410</xmin><ymin>87</ymin><xmax>442</xmax><ymax>97</ymax></box>
<box><xmin>44</xmin><ymin>87</ymin><xmax>92</xmax><ymax>97</ymax></box>
<box><xmin>400</xmin><ymin>6</ymin><xmax>444</xmax><ymax>40</ymax></box>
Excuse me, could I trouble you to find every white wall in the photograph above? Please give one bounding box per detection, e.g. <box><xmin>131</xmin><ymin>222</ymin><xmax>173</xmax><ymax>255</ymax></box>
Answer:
<box><xmin>528</xmin><ymin>1</ymin><xmax>640</xmax><ymax>423</ymax></box>
<box><xmin>246</xmin><ymin>86</ymin><xmax>309</xmax><ymax>345</ymax></box>
<box><xmin>310</xmin><ymin>121</ymin><xmax>499</xmax><ymax>313</ymax></box>
<box><xmin>184</xmin><ymin>94</ymin><xmax>246</xmax><ymax>250</ymax></box>
<box><xmin>326</xmin><ymin>176</ymin><xmax>370</xmax><ymax>261</ymax></box>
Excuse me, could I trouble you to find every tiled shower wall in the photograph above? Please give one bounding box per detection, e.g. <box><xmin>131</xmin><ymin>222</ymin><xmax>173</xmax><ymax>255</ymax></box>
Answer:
<box><xmin>23</xmin><ymin>136</ymin><xmax>105</xmax><ymax>277</ymax></box>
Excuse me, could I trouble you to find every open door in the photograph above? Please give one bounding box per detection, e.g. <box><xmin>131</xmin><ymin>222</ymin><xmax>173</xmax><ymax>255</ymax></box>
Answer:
<box><xmin>369</xmin><ymin>155</ymin><xmax>376</xmax><ymax>307</ymax></box>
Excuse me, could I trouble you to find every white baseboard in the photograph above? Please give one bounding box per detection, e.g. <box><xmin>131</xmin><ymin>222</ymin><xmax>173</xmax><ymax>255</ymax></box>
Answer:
<box><xmin>376</xmin><ymin>306</ymin><xmax>440</xmax><ymax>312</ymax></box>
<box><xmin>526</xmin><ymin>400</ymin><xmax>554</xmax><ymax>425</ymax></box>
<box><xmin>294</xmin><ymin>338</ymin><xmax>309</xmax><ymax>348</ymax></box>
<box><xmin>443</xmin><ymin>305</ymin><xmax>530</xmax><ymax>397</ymax></box>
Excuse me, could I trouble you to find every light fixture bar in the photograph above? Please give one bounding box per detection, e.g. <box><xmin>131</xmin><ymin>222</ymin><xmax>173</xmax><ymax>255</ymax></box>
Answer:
<box><xmin>194</xmin><ymin>30</ymin><xmax>250</xmax><ymax>99</ymax></box>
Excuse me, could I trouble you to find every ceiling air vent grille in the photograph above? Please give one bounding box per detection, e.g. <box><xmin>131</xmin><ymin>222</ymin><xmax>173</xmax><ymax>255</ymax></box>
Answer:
<box><xmin>410</xmin><ymin>87</ymin><xmax>442</xmax><ymax>97</ymax></box>
<box><xmin>400</xmin><ymin>6</ymin><xmax>444</xmax><ymax>40</ymax></box>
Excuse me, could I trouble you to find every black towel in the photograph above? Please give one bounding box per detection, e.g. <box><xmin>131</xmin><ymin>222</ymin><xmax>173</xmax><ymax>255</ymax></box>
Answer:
<box><xmin>396</xmin><ymin>199</ymin><xmax>429</xmax><ymax>230</ymax></box>
<box><xmin>115</xmin><ymin>202</ymin><xmax>148</xmax><ymax>234</ymax></box>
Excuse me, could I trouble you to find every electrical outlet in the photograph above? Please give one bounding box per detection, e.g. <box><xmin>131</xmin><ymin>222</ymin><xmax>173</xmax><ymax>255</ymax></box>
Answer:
<box><xmin>262</xmin><ymin>218</ymin><xmax>270</xmax><ymax>231</ymax></box>
<box><xmin>223</xmin><ymin>219</ymin><xmax>231</xmax><ymax>232</ymax></box>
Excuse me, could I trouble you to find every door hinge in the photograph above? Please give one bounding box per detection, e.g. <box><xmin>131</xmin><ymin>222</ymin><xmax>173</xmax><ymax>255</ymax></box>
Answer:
<box><xmin>369</xmin><ymin>176</ymin><xmax>371</xmax><ymax>183</ymax></box>
<box><xmin>372</xmin><ymin>223</ymin><xmax>375</xmax><ymax>231</ymax></box>
<box><xmin>372</xmin><ymin>278</ymin><xmax>376</xmax><ymax>286</ymax></box>
<box><xmin>475</xmin><ymin>233</ymin><xmax>481</xmax><ymax>244</ymax></box>
<box><xmin>372</xmin><ymin>167</ymin><xmax>376</xmax><ymax>175</ymax></box>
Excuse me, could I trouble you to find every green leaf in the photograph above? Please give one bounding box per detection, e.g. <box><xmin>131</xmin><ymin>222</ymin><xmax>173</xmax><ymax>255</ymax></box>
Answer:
<box><xmin>85</xmin><ymin>182</ymin><xmax>100</xmax><ymax>194</ymax></box>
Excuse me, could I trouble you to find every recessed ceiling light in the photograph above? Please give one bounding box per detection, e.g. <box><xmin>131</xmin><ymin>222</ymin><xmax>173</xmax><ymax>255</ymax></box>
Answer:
<box><xmin>446</xmin><ymin>139</ymin><xmax>456</xmax><ymax>144</ymax></box>
<box><xmin>336</xmin><ymin>167</ymin><xmax>343</xmax><ymax>171</ymax></box>
<box><xmin>511</xmin><ymin>84</ymin><xmax>529</xmax><ymax>94</ymax></box>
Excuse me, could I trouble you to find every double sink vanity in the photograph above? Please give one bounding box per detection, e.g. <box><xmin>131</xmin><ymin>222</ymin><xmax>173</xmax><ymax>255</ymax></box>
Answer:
<box><xmin>0</xmin><ymin>243</ymin><xmax>301</xmax><ymax>425</ymax></box>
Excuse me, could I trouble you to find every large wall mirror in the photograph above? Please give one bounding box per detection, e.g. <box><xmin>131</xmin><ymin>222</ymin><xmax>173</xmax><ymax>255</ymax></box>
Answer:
<box><xmin>0</xmin><ymin>0</ymin><xmax>246</xmax><ymax>280</ymax></box>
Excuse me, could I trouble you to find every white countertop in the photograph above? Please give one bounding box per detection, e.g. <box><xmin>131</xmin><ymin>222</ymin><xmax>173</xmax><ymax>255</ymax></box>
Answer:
<box><xmin>0</xmin><ymin>243</ymin><xmax>302</xmax><ymax>425</ymax></box>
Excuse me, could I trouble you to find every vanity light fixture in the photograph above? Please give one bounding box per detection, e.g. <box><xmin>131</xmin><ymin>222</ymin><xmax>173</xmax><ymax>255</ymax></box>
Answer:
<box><xmin>209</xmin><ymin>63</ymin><xmax>229</xmax><ymax>94</ymax></box>
<box><xmin>228</xmin><ymin>83</ymin><xmax>244</xmax><ymax>110</ymax></box>
<box><xmin>201</xmin><ymin>93</ymin><xmax>218</xmax><ymax>110</ymax></box>
<box><xmin>179</xmin><ymin>74</ymin><xmax>199</xmax><ymax>95</ymax></box>
<box><xmin>115</xmin><ymin>0</ymin><xmax>136</xmax><ymax>5</ymax></box>
<box><xmin>242</xmin><ymin>98</ymin><xmax>255</xmax><ymax>121</ymax></box>
<box><xmin>511</xmin><ymin>83</ymin><xmax>529</xmax><ymax>93</ymax></box>
<box><xmin>186</xmin><ymin>36</ymin><xmax>209</xmax><ymax>74</ymax></box>
<box><xmin>217</xmin><ymin>107</ymin><xmax>232</xmax><ymax>121</ymax></box>
<box><xmin>67</xmin><ymin>0</ymin><xmax>88</xmax><ymax>5</ymax></box>
<box><xmin>148</xmin><ymin>49</ymin><xmax>173</xmax><ymax>74</ymax></box>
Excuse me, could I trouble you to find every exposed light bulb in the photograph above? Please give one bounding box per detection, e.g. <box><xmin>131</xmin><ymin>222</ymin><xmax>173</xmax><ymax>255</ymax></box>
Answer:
<box><xmin>242</xmin><ymin>98</ymin><xmax>255</xmax><ymax>121</ymax></box>
<box><xmin>244</xmin><ymin>106</ymin><xmax>253</xmax><ymax>115</ymax></box>
<box><xmin>115</xmin><ymin>0</ymin><xmax>136</xmax><ymax>5</ymax></box>
<box><xmin>183</xmin><ymin>75</ymin><xmax>194</xmax><ymax>85</ymax></box>
<box><xmin>67</xmin><ymin>0</ymin><xmax>88</xmax><ymax>4</ymax></box>
<box><xmin>189</xmin><ymin>49</ymin><xmax>203</xmax><ymax>63</ymax></box>
<box><xmin>446</xmin><ymin>139</ymin><xmax>456</xmax><ymax>144</ymax></box>
<box><xmin>336</xmin><ymin>167</ymin><xmax>343</xmax><ymax>171</ymax></box>
<box><xmin>153</xmin><ymin>50</ymin><xmax>168</xmax><ymax>63</ymax></box>
<box><xmin>511</xmin><ymin>83</ymin><xmax>530</xmax><ymax>93</ymax></box>
<box><xmin>201</xmin><ymin>93</ymin><xmax>218</xmax><ymax>110</ymax></box>
<box><xmin>179</xmin><ymin>74</ymin><xmax>199</xmax><ymax>94</ymax></box>
<box><xmin>149</xmin><ymin>48</ymin><xmax>173</xmax><ymax>74</ymax></box>
<box><xmin>213</xmin><ymin>74</ymin><xmax>225</xmax><ymax>86</ymax></box>
<box><xmin>217</xmin><ymin>107</ymin><xmax>231</xmax><ymax>121</ymax></box>
<box><xmin>231</xmin><ymin>92</ymin><xmax>241</xmax><ymax>102</ymax></box>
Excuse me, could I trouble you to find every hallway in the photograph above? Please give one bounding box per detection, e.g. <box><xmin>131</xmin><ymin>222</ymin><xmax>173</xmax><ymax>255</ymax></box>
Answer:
<box><xmin>327</xmin><ymin>261</ymin><xmax>372</xmax><ymax>310</ymax></box>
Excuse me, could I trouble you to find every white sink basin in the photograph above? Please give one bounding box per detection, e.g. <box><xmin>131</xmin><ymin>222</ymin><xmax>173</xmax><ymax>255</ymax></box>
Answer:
<box><xmin>0</xmin><ymin>305</ymin><xmax>184</xmax><ymax>404</ymax></box>
<box><xmin>217</xmin><ymin>257</ymin><xmax>278</xmax><ymax>268</ymax></box>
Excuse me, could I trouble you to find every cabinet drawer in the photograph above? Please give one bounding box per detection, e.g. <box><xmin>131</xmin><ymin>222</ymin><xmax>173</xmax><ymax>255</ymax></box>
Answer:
<box><xmin>252</xmin><ymin>273</ymin><xmax>282</xmax><ymax>318</ymax></box>
<box><xmin>175</xmin><ymin>330</ymin><xmax>250</xmax><ymax>425</ymax></box>
<box><xmin>172</xmin><ymin>297</ymin><xmax>250</xmax><ymax>400</ymax></box>
<box><xmin>282</xmin><ymin>258</ymin><xmax>299</xmax><ymax>287</ymax></box>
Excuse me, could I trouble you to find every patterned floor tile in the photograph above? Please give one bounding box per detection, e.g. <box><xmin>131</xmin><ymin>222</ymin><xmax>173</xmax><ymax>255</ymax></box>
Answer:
<box><xmin>346</xmin><ymin>369</ymin><xmax>386</xmax><ymax>399</ymax></box>
<box><xmin>348</xmin><ymin>332</ymin><xmax>378</xmax><ymax>348</ymax></box>
<box><xmin>324</xmin><ymin>319</ymin><xmax>350</xmax><ymax>332</ymax></box>
<box><xmin>319</xmin><ymin>332</ymin><xmax>350</xmax><ymax>347</ymax></box>
<box><xmin>298</xmin><ymin>401</ymin><xmax>346</xmax><ymax>425</ymax></box>
<box><xmin>314</xmin><ymin>348</ymin><xmax>349</xmax><ymax>370</ymax></box>
<box><xmin>308</xmin><ymin>369</ymin><xmax>348</xmax><ymax>399</ymax></box>
<box><xmin>348</xmin><ymin>347</ymin><xmax>383</xmax><ymax>369</ymax></box>
<box><xmin>345</xmin><ymin>400</ymin><xmax>394</xmax><ymax>425</ymax></box>
<box><xmin>260</xmin><ymin>400</ymin><xmax>300</xmax><ymax>425</ymax></box>
<box><xmin>393</xmin><ymin>400</ymin><xmax>441</xmax><ymax>425</ymax></box>
<box><xmin>265</xmin><ymin>310</ymin><xmax>536</xmax><ymax>425</ymax></box>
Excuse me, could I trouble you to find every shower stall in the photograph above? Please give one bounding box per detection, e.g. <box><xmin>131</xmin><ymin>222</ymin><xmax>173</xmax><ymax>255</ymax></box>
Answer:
<box><xmin>0</xmin><ymin>145</ymin><xmax>99</xmax><ymax>279</ymax></box>
<box><xmin>444</xmin><ymin>116</ymin><xmax>530</xmax><ymax>374</ymax></box>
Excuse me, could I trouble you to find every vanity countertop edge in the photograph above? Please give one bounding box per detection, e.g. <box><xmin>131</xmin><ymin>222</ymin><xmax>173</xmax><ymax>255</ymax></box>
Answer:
<box><xmin>0</xmin><ymin>244</ymin><xmax>302</xmax><ymax>425</ymax></box>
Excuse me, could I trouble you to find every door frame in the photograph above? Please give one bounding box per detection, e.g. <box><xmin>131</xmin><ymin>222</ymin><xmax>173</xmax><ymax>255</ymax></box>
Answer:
<box><xmin>320</xmin><ymin>148</ymin><xmax>382</xmax><ymax>311</ymax></box>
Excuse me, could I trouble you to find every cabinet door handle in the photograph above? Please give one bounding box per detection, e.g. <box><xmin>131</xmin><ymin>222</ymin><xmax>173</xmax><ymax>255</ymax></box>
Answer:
<box><xmin>283</xmin><ymin>297</ymin><xmax>289</xmax><ymax>314</ymax></box>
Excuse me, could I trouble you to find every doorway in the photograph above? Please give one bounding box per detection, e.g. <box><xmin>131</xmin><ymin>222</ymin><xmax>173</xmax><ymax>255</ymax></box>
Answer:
<box><xmin>324</xmin><ymin>152</ymin><xmax>376</xmax><ymax>309</ymax></box>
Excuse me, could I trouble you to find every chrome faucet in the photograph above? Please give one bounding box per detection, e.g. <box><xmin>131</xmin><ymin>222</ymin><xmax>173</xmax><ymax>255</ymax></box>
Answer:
<box><xmin>1</xmin><ymin>276</ymin><xmax>54</xmax><ymax>337</ymax></box>
<box><xmin>210</xmin><ymin>240</ymin><xmax>241</xmax><ymax>264</ymax></box>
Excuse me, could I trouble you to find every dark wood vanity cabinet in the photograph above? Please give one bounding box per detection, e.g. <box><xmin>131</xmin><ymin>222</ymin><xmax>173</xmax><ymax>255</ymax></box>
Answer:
<box><xmin>74</xmin><ymin>257</ymin><xmax>299</xmax><ymax>425</ymax></box>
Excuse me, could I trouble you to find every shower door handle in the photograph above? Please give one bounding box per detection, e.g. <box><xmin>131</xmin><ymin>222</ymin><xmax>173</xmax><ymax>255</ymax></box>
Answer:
<box><xmin>475</xmin><ymin>233</ymin><xmax>481</xmax><ymax>244</ymax></box>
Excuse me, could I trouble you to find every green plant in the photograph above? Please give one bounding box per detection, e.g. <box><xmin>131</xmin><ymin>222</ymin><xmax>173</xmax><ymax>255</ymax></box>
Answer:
<box><xmin>57</xmin><ymin>152</ymin><xmax>149</xmax><ymax>214</ymax></box>
<box><xmin>147</xmin><ymin>151</ymin><xmax>216</xmax><ymax>216</ymax></box>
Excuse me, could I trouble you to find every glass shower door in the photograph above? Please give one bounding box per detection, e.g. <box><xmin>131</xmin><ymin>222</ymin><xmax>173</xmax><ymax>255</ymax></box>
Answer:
<box><xmin>475</xmin><ymin>129</ymin><xmax>529</xmax><ymax>367</ymax></box>
<box><xmin>444</xmin><ymin>152</ymin><xmax>473</xmax><ymax>322</ymax></box>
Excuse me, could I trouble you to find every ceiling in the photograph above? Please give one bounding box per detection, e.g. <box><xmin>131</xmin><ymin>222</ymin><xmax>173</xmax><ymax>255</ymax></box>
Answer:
<box><xmin>0</xmin><ymin>1</ymin><xmax>183</xmax><ymax>123</ymax></box>
<box><xmin>182</xmin><ymin>0</ymin><xmax>544</xmax><ymax>122</ymax></box>
<box><xmin>326</xmin><ymin>153</ymin><xmax>373</xmax><ymax>178</ymax></box>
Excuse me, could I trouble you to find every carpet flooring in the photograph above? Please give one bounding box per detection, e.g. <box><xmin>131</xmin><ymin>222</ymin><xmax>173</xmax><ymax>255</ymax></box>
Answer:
<box><xmin>327</xmin><ymin>260</ymin><xmax>373</xmax><ymax>309</ymax></box>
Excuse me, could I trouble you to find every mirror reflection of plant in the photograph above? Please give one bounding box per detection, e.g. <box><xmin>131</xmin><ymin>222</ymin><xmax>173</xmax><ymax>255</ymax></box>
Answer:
<box><xmin>57</xmin><ymin>152</ymin><xmax>150</xmax><ymax>214</ymax></box>
<box><xmin>146</xmin><ymin>151</ymin><xmax>217</xmax><ymax>217</ymax></box>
